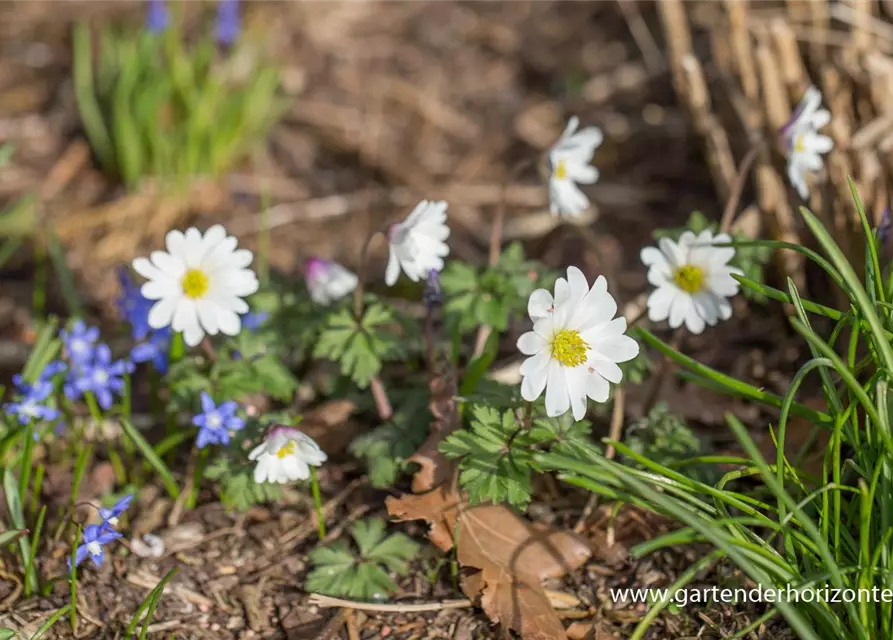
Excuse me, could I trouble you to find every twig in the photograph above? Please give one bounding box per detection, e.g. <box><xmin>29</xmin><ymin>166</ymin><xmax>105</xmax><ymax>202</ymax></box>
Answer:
<box><xmin>345</xmin><ymin>608</ymin><xmax>361</xmax><ymax>640</ymax></box>
<box><xmin>279</xmin><ymin>477</ymin><xmax>366</xmax><ymax>545</ymax></box>
<box><xmin>616</xmin><ymin>0</ymin><xmax>665</xmax><ymax>73</ymax></box>
<box><xmin>718</xmin><ymin>141</ymin><xmax>765</xmax><ymax>234</ymax></box>
<box><xmin>369</xmin><ymin>375</ymin><xmax>393</xmax><ymax>421</ymax></box>
<box><xmin>308</xmin><ymin>594</ymin><xmax>473</xmax><ymax>613</ymax></box>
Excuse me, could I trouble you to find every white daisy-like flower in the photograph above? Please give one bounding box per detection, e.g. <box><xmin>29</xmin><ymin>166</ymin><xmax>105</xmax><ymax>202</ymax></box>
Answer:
<box><xmin>642</xmin><ymin>230</ymin><xmax>742</xmax><ymax>335</ymax></box>
<box><xmin>517</xmin><ymin>266</ymin><xmax>639</xmax><ymax>420</ymax></box>
<box><xmin>547</xmin><ymin>117</ymin><xmax>603</xmax><ymax>217</ymax></box>
<box><xmin>249</xmin><ymin>426</ymin><xmax>327</xmax><ymax>484</ymax></box>
<box><xmin>782</xmin><ymin>85</ymin><xmax>833</xmax><ymax>199</ymax></box>
<box><xmin>133</xmin><ymin>225</ymin><xmax>258</xmax><ymax>347</ymax></box>
<box><xmin>305</xmin><ymin>257</ymin><xmax>358</xmax><ymax>306</ymax></box>
<box><xmin>385</xmin><ymin>200</ymin><xmax>450</xmax><ymax>286</ymax></box>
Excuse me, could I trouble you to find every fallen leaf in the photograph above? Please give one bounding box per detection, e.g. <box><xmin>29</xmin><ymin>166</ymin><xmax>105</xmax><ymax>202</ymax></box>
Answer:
<box><xmin>389</xmin><ymin>365</ymin><xmax>592</xmax><ymax>640</ymax></box>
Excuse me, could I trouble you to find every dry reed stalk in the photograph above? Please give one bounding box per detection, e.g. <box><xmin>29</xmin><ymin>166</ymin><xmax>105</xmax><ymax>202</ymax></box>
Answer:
<box><xmin>659</xmin><ymin>0</ymin><xmax>893</xmax><ymax>297</ymax></box>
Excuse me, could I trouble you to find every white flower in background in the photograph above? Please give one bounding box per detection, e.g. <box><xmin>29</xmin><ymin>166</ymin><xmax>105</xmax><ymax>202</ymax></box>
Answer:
<box><xmin>642</xmin><ymin>230</ymin><xmax>742</xmax><ymax>335</ymax></box>
<box><xmin>249</xmin><ymin>426</ymin><xmax>327</xmax><ymax>484</ymax></box>
<box><xmin>305</xmin><ymin>257</ymin><xmax>358</xmax><ymax>306</ymax></box>
<box><xmin>782</xmin><ymin>85</ymin><xmax>833</xmax><ymax>199</ymax></box>
<box><xmin>385</xmin><ymin>200</ymin><xmax>450</xmax><ymax>286</ymax></box>
<box><xmin>133</xmin><ymin>225</ymin><xmax>258</xmax><ymax>347</ymax></box>
<box><xmin>517</xmin><ymin>266</ymin><xmax>639</xmax><ymax>420</ymax></box>
<box><xmin>547</xmin><ymin>117</ymin><xmax>603</xmax><ymax>217</ymax></box>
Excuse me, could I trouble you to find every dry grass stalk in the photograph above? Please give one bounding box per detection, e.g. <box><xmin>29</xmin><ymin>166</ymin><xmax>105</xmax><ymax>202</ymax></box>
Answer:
<box><xmin>661</xmin><ymin>0</ymin><xmax>893</xmax><ymax>295</ymax></box>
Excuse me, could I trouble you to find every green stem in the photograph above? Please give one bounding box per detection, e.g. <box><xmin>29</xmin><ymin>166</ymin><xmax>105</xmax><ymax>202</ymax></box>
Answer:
<box><xmin>186</xmin><ymin>447</ymin><xmax>209</xmax><ymax>510</ymax></box>
<box><xmin>310</xmin><ymin>466</ymin><xmax>326</xmax><ymax>539</ymax></box>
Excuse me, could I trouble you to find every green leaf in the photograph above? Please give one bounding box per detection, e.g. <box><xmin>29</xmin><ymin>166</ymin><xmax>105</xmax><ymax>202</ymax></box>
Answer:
<box><xmin>314</xmin><ymin>303</ymin><xmax>402</xmax><ymax>389</ymax></box>
<box><xmin>349</xmin><ymin>395</ymin><xmax>430</xmax><ymax>488</ymax></box>
<box><xmin>306</xmin><ymin>518</ymin><xmax>418</xmax><ymax>601</ymax></box>
<box><xmin>0</xmin><ymin>628</ymin><xmax>16</xmax><ymax>640</ymax></box>
<box><xmin>440</xmin><ymin>406</ymin><xmax>535</xmax><ymax>508</ymax></box>
<box><xmin>205</xmin><ymin>458</ymin><xmax>282</xmax><ymax>511</ymax></box>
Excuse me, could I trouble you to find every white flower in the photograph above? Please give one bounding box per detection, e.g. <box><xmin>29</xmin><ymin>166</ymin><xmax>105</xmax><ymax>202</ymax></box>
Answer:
<box><xmin>517</xmin><ymin>266</ymin><xmax>639</xmax><ymax>420</ymax></box>
<box><xmin>642</xmin><ymin>230</ymin><xmax>742</xmax><ymax>335</ymax></box>
<box><xmin>782</xmin><ymin>85</ymin><xmax>833</xmax><ymax>199</ymax></box>
<box><xmin>305</xmin><ymin>257</ymin><xmax>358</xmax><ymax>306</ymax></box>
<box><xmin>385</xmin><ymin>200</ymin><xmax>450</xmax><ymax>286</ymax></box>
<box><xmin>249</xmin><ymin>427</ymin><xmax>327</xmax><ymax>484</ymax></box>
<box><xmin>133</xmin><ymin>225</ymin><xmax>258</xmax><ymax>347</ymax></box>
<box><xmin>547</xmin><ymin>117</ymin><xmax>603</xmax><ymax>217</ymax></box>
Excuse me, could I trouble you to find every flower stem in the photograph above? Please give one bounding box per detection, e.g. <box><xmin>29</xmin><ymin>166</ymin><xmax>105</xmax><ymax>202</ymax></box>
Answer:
<box><xmin>353</xmin><ymin>228</ymin><xmax>386</xmax><ymax>321</ymax></box>
<box><xmin>169</xmin><ymin>331</ymin><xmax>185</xmax><ymax>364</ymax></box>
<box><xmin>310</xmin><ymin>466</ymin><xmax>326</xmax><ymax>540</ymax></box>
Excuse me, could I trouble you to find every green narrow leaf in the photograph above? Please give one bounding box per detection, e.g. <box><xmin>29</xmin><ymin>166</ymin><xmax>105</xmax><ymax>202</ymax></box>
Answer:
<box><xmin>45</xmin><ymin>230</ymin><xmax>83</xmax><ymax>317</ymax></box>
<box><xmin>4</xmin><ymin>469</ymin><xmax>36</xmax><ymax>594</ymax></box>
<box><xmin>459</xmin><ymin>330</ymin><xmax>499</xmax><ymax>396</ymax></box>
<box><xmin>120</xmin><ymin>420</ymin><xmax>179</xmax><ymax>498</ymax></box>
<box><xmin>72</xmin><ymin>24</ymin><xmax>113</xmax><ymax>170</ymax></box>
<box><xmin>30</xmin><ymin>604</ymin><xmax>71</xmax><ymax>640</ymax></box>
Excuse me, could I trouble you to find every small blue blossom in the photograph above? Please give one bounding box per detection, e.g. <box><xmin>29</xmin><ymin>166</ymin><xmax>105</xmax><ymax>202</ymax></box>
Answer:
<box><xmin>69</xmin><ymin>524</ymin><xmax>122</xmax><ymax>570</ymax></box>
<box><xmin>99</xmin><ymin>494</ymin><xmax>133</xmax><ymax>528</ymax></box>
<box><xmin>38</xmin><ymin>360</ymin><xmax>67</xmax><ymax>383</ymax></box>
<box><xmin>131</xmin><ymin>327</ymin><xmax>172</xmax><ymax>373</ymax></box>
<box><xmin>72</xmin><ymin>344</ymin><xmax>135</xmax><ymax>410</ymax></box>
<box><xmin>241</xmin><ymin>311</ymin><xmax>269</xmax><ymax>332</ymax></box>
<box><xmin>118</xmin><ymin>268</ymin><xmax>154</xmax><ymax>341</ymax></box>
<box><xmin>214</xmin><ymin>0</ymin><xmax>240</xmax><ymax>47</ymax></box>
<box><xmin>192</xmin><ymin>392</ymin><xmax>244</xmax><ymax>449</ymax></box>
<box><xmin>60</xmin><ymin>321</ymin><xmax>100</xmax><ymax>369</ymax></box>
<box><xmin>145</xmin><ymin>0</ymin><xmax>169</xmax><ymax>34</ymax></box>
<box><xmin>4</xmin><ymin>379</ymin><xmax>59</xmax><ymax>426</ymax></box>
<box><xmin>424</xmin><ymin>269</ymin><xmax>441</xmax><ymax>309</ymax></box>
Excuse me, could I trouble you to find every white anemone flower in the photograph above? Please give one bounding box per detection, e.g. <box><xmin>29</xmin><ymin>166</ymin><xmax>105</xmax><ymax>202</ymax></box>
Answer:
<box><xmin>305</xmin><ymin>257</ymin><xmax>358</xmax><ymax>306</ymax></box>
<box><xmin>782</xmin><ymin>85</ymin><xmax>833</xmax><ymax>199</ymax></box>
<box><xmin>133</xmin><ymin>225</ymin><xmax>258</xmax><ymax>347</ymax></box>
<box><xmin>249</xmin><ymin>427</ymin><xmax>327</xmax><ymax>484</ymax></box>
<box><xmin>642</xmin><ymin>230</ymin><xmax>742</xmax><ymax>335</ymax></box>
<box><xmin>517</xmin><ymin>266</ymin><xmax>639</xmax><ymax>420</ymax></box>
<box><xmin>547</xmin><ymin>117</ymin><xmax>603</xmax><ymax>217</ymax></box>
<box><xmin>385</xmin><ymin>200</ymin><xmax>450</xmax><ymax>286</ymax></box>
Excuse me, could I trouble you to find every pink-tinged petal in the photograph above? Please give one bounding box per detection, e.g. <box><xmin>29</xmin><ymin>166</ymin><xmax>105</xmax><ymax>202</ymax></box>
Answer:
<box><xmin>517</xmin><ymin>331</ymin><xmax>547</xmax><ymax>356</ymax></box>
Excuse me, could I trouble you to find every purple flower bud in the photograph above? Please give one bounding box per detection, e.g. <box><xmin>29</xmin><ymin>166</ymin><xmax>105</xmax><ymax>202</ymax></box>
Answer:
<box><xmin>214</xmin><ymin>0</ymin><xmax>240</xmax><ymax>47</ymax></box>
<box><xmin>145</xmin><ymin>0</ymin><xmax>169</xmax><ymax>34</ymax></box>
<box><xmin>424</xmin><ymin>269</ymin><xmax>441</xmax><ymax>309</ymax></box>
<box><xmin>878</xmin><ymin>209</ymin><xmax>891</xmax><ymax>244</ymax></box>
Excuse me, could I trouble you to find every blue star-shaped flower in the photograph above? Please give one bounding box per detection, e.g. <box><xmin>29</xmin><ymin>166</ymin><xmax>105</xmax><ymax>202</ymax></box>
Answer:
<box><xmin>145</xmin><ymin>0</ymin><xmax>169</xmax><ymax>34</ymax></box>
<box><xmin>4</xmin><ymin>379</ymin><xmax>59</xmax><ymax>426</ymax></box>
<box><xmin>72</xmin><ymin>344</ymin><xmax>135</xmax><ymax>410</ymax></box>
<box><xmin>130</xmin><ymin>327</ymin><xmax>172</xmax><ymax>373</ymax></box>
<box><xmin>60</xmin><ymin>321</ymin><xmax>100</xmax><ymax>369</ymax></box>
<box><xmin>214</xmin><ymin>0</ymin><xmax>240</xmax><ymax>46</ymax></box>
<box><xmin>69</xmin><ymin>524</ymin><xmax>122</xmax><ymax>570</ymax></box>
<box><xmin>99</xmin><ymin>494</ymin><xmax>133</xmax><ymax>527</ymax></box>
<box><xmin>192</xmin><ymin>392</ymin><xmax>244</xmax><ymax>449</ymax></box>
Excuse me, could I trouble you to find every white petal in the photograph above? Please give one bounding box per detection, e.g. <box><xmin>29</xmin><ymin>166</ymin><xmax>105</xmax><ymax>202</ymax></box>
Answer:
<box><xmin>544</xmin><ymin>362</ymin><xmax>570</xmax><ymax>417</ymax></box>
<box><xmin>588</xmin><ymin>359</ymin><xmax>622</xmax><ymax>384</ymax></box>
<box><xmin>216</xmin><ymin>309</ymin><xmax>241</xmax><ymax>336</ymax></box>
<box><xmin>527</xmin><ymin>289</ymin><xmax>554</xmax><ymax>320</ymax></box>
<box><xmin>165</xmin><ymin>229</ymin><xmax>188</xmax><ymax>260</ymax></box>
<box><xmin>150</xmin><ymin>251</ymin><xmax>186</xmax><ymax>279</ymax></box>
<box><xmin>668</xmin><ymin>294</ymin><xmax>692</xmax><ymax>329</ymax></box>
<box><xmin>147</xmin><ymin>296</ymin><xmax>179</xmax><ymax>329</ymax></box>
<box><xmin>566</xmin><ymin>162</ymin><xmax>599</xmax><ymax>184</ymax></box>
<box><xmin>646</xmin><ymin>286</ymin><xmax>674</xmax><ymax>322</ymax></box>
<box><xmin>585</xmin><ymin>373</ymin><xmax>610</xmax><ymax>403</ymax></box>
<box><xmin>591</xmin><ymin>334</ymin><xmax>639</xmax><ymax>364</ymax></box>
<box><xmin>566</xmin><ymin>368</ymin><xmax>588</xmax><ymax>421</ymax></box>
<box><xmin>133</xmin><ymin>257</ymin><xmax>166</xmax><ymax>283</ymax></box>
<box><xmin>196</xmin><ymin>300</ymin><xmax>220</xmax><ymax>335</ymax></box>
<box><xmin>248</xmin><ymin>444</ymin><xmax>266</xmax><ymax>461</ymax></box>
<box><xmin>517</xmin><ymin>331</ymin><xmax>547</xmax><ymax>356</ymax></box>
<box><xmin>142</xmin><ymin>280</ymin><xmax>175</xmax><ymax>300</ymax></box>
<box><xmin>520</xmin><ymin>350</ymin><xmax>551</xmax><ymax>378</ymax></box>
<box><xmin>385</xmin><ymin>246</ymin><xmax>401</xmax><ymax>286</ymax></box>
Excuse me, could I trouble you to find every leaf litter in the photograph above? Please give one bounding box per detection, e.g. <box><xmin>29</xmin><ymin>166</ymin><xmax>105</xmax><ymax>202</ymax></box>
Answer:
<box><xmin>386</xmin><ymin>366</ymin><xmax>592</xmax><ymax>640</ymax></box>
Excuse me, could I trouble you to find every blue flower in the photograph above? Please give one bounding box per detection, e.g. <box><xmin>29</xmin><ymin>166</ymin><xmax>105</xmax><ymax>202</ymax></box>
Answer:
<box><xmin>60</xmin><ymin>321</ymin><xmax>100</xmax><ymax>369</ymax></box>
<box><xmin>192</xmin><ymin>392</ymin><xmax>244</xmax><ymax>449</ymax></box>
<box><xmin>131</xmin><ymin>327</ymin><xmax>171</xmax><ymax>373</ymax></box>
<box><xmin>38</xmin><ymin>360</ymin><xmax>68</xmax><ymax>383</ymax></box>
<box><xmin>241</xmin><ymin>311</ymin><xmax>269</xmax><ymax>332</ymax></box>
<box><xmin>145</xmin><ymin>0</ymin><xmax>169</xmax><ymax>34</ymax></box>
<box><xmin>878</xmin><ymin>209</ymin><xmax>891</xmax><ymax>245</ymax></box>
<box><xmin>72</xmin><ymin>344</ymin><xmax>135</xmax><ymax>410</ymax></box>
<box><xmin>118</xmin><ymin>268</ymin><xmax>154</xmax><ymax>341</ymax></box>
<box><xmin>69</xmin><ymin>524</ymin><xmax>122</xmax><ymax>570</ymax></box>
<box><xmin>4</xmin><ymin>379</ymin><xmax>59</xmax><ymax>426</ymax></box>
<box><xmin>99</xmin><ymin>494</ymin><xmax>133</xmax><ymax>527</ymax></box>
<box><xmin>214</xmin><ymin>0</ymin><xmax>240</xmax><ymax>46</ymax></box>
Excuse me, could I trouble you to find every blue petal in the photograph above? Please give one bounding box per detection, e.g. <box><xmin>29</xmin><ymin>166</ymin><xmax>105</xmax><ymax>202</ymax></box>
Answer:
<box><xmin>200</xmin><ymin>391</ymin><xmax>215</xmax><ymax>414</ymax></box>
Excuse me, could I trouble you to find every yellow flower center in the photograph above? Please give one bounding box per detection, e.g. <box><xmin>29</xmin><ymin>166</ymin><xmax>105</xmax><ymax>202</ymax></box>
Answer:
<box><xmin>673</xmin><ymin>264</ymin><xmax>705</xmax><ymax>294</ymax></box>
<box><xmin>276</xmin><ymin>441</ymin><xmax>296</xmax><ymax>459</ymax></box>
<box><xmin>181</xmin><ymin>269</ymin><xmax>209</xmax><ymax>299</ymax></box>
<box><xmin>550</xmin><ymin>329</ymin><xmax>589</xmax><ymax>368</ymax></box>
<box><xmin>794</xmin><ymin>134</ymin><xmax>806</xmax><ymax>153</ymax></box>
<box><xmin>553</xmin><ymin>159</ymin><xmax>568</xmax><ymax>180</ymax></box>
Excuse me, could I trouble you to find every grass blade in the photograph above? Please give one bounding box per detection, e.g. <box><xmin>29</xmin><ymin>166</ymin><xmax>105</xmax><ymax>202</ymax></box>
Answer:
<box><xmin>120</xmin><ymin>420</ymin><xmax>179</xmax><ymax>498</ymax></box>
